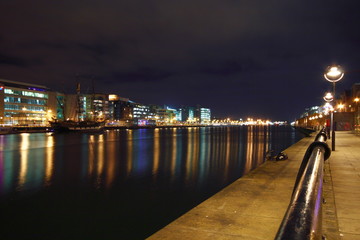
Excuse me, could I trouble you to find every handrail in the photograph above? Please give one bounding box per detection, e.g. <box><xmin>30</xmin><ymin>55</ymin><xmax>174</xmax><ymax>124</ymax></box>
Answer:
<box><xmin>275</xmin><ymin>128</ymin><xmax>331</xmax><ymax>240</ymax></box>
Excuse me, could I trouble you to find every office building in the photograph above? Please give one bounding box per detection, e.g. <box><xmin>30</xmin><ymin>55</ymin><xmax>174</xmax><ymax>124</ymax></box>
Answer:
<box><xmin>0</xmin><ymin>79</ymin><xmax>54</xmax><ymax>126</ymax></box>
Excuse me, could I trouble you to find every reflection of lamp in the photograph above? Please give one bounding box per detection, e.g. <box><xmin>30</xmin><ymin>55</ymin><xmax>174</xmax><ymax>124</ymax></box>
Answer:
<box><xmin>324</xmin><ymin>65</ymin><xmax>344</xmax><ymax>151</ymax></box>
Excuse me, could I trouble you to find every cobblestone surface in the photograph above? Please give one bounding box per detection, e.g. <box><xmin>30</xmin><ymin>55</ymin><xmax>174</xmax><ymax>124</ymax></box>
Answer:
<box><xmin>328</xmin><ymin>132</ymin><xmax>360</xmax><ymax>240</ymax></box>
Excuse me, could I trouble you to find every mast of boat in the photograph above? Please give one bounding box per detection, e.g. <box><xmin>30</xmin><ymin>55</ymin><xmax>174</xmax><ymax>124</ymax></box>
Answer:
<box><xmin>76</xmin><ymin>83</ymin><xmax>81</xmax><ymax>122</ymax></box>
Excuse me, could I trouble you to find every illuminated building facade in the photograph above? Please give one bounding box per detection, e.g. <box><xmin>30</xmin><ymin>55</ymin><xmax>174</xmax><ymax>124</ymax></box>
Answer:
<box><xmin>92</xmin><ymin>94</ymin><xmax>110</xmax><ymax>121</ymax></box>
<box><xmin>132</xmin><ymin>103</ymin><xmax>156</xmax><ymax>126</ymax></box>
<box><xmin>174</xmin><ymin>105</ymin><xmax>211</xmax><ymax>124</ymax></box>
<box><xmin>156</xmin><ymin>106</ymin><xmax>176</xmax><ymax>125</ymax></box>
<box><xmin>199</xmin><ymin>108</ymin><xmax>211</xmax><ymax>124</ymax></box>
<box><xmin>108</xmin><ymin>94</ymin><xmax>131</xmax><ymax>121</ymax></box>
<box><xmin>63</xmin><ymin>93</ymin><xmax>110</xmax><ymax>122</ymax></box>
<box><xmin>0</xmin><ymin>79</ymin><xmax>213</xmax><ymax>127</ymax></box>
<box><xmin>0</xmin><ymin>79</ymin><xmax>54</xmax><ymax>125</ymax></box>
<box><xmin>175</xmin><ymin>108</ymin><xmax>183</xmax><ymax>121</ymax></box>
<box><xmin>178</xmin><ymin>106</ymin><xmax>195</xmax><ymax>122</ymax></box>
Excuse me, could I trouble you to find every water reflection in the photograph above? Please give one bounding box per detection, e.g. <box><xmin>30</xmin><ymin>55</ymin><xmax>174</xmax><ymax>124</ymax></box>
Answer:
<box><xmin>0</xmin><ymin>126</ymin><xmax>304</xmax><ymax>239</ymax></box>
<box><xmin>18</xmin><ymin>133</ymin><xmax>29</xmax><ymax>190</ymax></box>
<box><xmin>152</xmin><ymin>128</ymin><xmax>160</xmax><ymax>177</ymax></box>
<box><xmin>44</xmin><ymin>134</ymin><xmax>54</xmax><ymax>186</ymax></box>
<box><xmin>105</xmin><ymin>132</ymin><xmax>116</xmax><ymax>189</ymax></box>
<box><xmin>126</xmin><ymin>129</ymin><xmax>133</xmax><ymax>176</ymax></box>
<box><xmin>0</xmin><ymin>126</ymin><xmax>302</xmax><ymax>200</ymax></box>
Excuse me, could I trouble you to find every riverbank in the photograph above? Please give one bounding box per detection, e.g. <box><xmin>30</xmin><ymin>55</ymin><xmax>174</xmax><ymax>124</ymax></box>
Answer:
<box><xmin>0</xmin><ymin>124</ymin><xmax>291</xmax><ymax>134</ymax></box>
<box><xmin>147</xmin><ymin>133</ymin><xmax>315</xmax><ymax>239</ymax></box>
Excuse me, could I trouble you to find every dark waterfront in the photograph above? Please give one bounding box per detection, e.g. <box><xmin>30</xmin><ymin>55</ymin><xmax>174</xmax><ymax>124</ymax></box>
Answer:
<box><xmin>0</xmin><ymin>126</ymin><xmax>303</xmax><ymax>239</ymax></box>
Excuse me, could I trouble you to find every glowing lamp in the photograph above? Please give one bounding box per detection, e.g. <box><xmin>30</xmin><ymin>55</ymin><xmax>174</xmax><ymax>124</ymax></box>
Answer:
<box><xmin>324</xmin><ymin>65</ymin><xmax>344</xmax><ymax>82</ymax></box>
<box><xmin>323</xmin><ymin>92</ymin><xmax>333</xmax><ymax>102</ymax></box>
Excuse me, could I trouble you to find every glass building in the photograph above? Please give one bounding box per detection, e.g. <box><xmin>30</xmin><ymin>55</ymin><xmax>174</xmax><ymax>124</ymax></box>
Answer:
<box><xmin>200</xmin><ymin>108</ymin><xmax>211</xmax><ymax>124</ymax></box>
<box><xmin>0</xmin><ymin>79</ymin><xmax>51</xmax><ymax>126</ymax></box>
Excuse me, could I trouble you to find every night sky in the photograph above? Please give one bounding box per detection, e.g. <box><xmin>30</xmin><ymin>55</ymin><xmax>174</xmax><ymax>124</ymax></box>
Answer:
<box><xmin>1</xmin><ymin>1</ymin><xmax>360</xmax><ymax>121</ymax></box>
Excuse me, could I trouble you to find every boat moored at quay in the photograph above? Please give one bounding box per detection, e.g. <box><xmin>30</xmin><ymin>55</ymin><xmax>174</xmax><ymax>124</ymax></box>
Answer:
<box><xmin>49</xmin><ymin>120</ymin><xmax>105</xmax><ymax>133</ymax></box>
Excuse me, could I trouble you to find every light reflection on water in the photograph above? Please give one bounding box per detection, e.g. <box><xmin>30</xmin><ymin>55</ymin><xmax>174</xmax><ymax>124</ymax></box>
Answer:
<box><xmin>0</xmin><ymin>126</ymin><xmax>303</xmax><ymax>239</ymax></box>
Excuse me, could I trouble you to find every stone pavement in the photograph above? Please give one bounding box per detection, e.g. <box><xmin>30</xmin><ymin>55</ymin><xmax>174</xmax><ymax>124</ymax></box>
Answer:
<box><xmin>326</xmin><ymin>131</ymin><xmax>360</xmax><ymax>240</ymax></box>
<box><xmin>148</xmin><ymin>131</ymin><xmax>360</xmax><ymax>240</ymax></box>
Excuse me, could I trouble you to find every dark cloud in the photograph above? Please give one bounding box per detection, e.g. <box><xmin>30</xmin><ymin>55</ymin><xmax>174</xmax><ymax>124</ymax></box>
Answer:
<box><xmin>0</xmin><ymin>53</ymin><xmax>28</xmax><ymax>67</ymax></box>
<box><xmin>1</xmin><ymin>0</ymin><xmax>360</xmax><ymax>120</ymax></box>
<box><xmin>110</xmin><ymin>68</ymin><xmax>173</xmax><ymax>82</ymax></box>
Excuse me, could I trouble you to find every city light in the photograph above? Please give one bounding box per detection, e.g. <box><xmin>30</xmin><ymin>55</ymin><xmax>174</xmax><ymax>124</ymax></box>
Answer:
<box><xmin>210</xmin><ymin>117</ymin><xmax>286</xmax><ymax>126</ymax></box>
<box><xmin>337</xmin><ymin>104</ymin><xmax>344</xmax><ymax>111</ymax></box>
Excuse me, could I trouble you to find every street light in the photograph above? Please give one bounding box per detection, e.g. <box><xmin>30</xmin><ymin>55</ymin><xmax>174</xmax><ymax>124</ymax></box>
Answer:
<box><xmin>323</xmin><ymin>92</ymin><xmax>334</xmax><ymax>139</ymax></box>
<box><xmin>323</xmin><ymin>92</ymin><xmax>334</xmax><ymax>102</ymax></box>
<box><xmin>324</xmin><ymin>66</ymin><xmax>344</xmax><ymax>82</ymax></box>
<box><xmin>324</xmin><ymin>65</ymin><xmax>344</xmax><ymax>151</ymax></box>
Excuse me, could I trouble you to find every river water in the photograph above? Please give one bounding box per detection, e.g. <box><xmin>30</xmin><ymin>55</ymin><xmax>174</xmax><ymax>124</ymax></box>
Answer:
<box><xmin>0</xmin><ymin>126</ymin><xmax>303</xmax><ymax>239</ymax></box>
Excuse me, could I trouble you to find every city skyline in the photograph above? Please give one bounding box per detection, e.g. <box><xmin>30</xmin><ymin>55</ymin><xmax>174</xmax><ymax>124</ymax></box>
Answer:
<box><xmin>1</xmin><ymin>1</ymin><xmax>360</xmax><ymax>121</ymax></box>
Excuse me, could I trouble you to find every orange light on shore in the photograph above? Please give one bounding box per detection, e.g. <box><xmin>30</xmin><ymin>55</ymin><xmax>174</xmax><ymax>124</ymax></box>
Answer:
<box><xmin>337</xmin><ymin>104</ymin><xmax>344</xmax><ymax>111</ymax></box>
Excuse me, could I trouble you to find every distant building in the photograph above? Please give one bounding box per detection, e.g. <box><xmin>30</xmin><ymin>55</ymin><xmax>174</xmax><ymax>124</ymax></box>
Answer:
<box><xmin>175</xmin><ymin>107</ymin><xmax>183</xmax><ymax>121</ymax></box>
<box><xmin>132</xmin><ymin>103</ymin><xmax>156</xmax><ymax>126</ymax></box>
<box><xmin>0</xmin><ymin>78</ymin><xmax>213</xmax><ymax>127</ymax></box>
<box><xmin>173</xmin><ymin>105</ymin><xmax>211</xmax><ymax>124</ymax></box>
<box><xmin>199</xmin><ymin>108</ymin><xmax>211</xmax><ymax>124</ymax></box>
<box><xmin>156</xmin><ymin>106</ymin><xmax>176</xmax><ymax>125</ymax></box>
<box><xmin>108</xmin><ymin>94</ymin><xmax>131</xmax><ymax>121</ymax></box>
<box><xmin>92</xmin><ymin>93</ymin><xmax>110</xmax><ymax>121</ymax></box>
<box><xmin>0</xmin><ymin>79</ymin><xmax>53</xmax><ymax>126</ymax></box>
<box><xmin>181</xmin><ymin>106</ymin><xmax>196</xmax><ymax>123</ymax></box>
<box><xmin>63</xmin><ymin>92</ymin><xmax>110</xmax><ymax>122</ymax></box>
<box><xmin>296</xmin><ymin>83</ymin><xmax>360</xmax><ymax>131</ymax></box>
<box><xmin>300</xmin><ymin>106</ymin><xmax>321</xmax><ymax>118</ymax></box>
<box><xmin>48</xmin><ymin>91</ymin><xmax>65</xmax><ymax>121</ymax></box>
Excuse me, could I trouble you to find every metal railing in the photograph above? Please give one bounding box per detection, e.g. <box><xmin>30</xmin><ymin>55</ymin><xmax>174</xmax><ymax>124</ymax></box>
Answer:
<box><xmin>275</xmin><ymin>128</ymin><xmax>331</xmax><ymax>240</ymax></box>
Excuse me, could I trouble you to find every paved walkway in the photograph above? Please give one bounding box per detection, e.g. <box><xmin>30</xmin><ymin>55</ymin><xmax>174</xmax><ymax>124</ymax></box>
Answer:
<box><xmin>148</xmin><ymin>132</ymin><xmax>360</xmax><ymax>240</ymax></box>
<box><xmin>327</xmin><ymin>132</ymin><xmax>360</xmax><ymax>240</ymax></box>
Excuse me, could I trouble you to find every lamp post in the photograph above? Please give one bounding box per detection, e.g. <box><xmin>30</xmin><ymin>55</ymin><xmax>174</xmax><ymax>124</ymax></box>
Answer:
<box><xmin>323</xmin><ymin>92</ymin><xmax>334</xmax><ymax>140</ymax></box>
<box><xmin>324</xmin><ymin>65</ymin><xmax>344</xmax><ymax>151</ymax></box>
